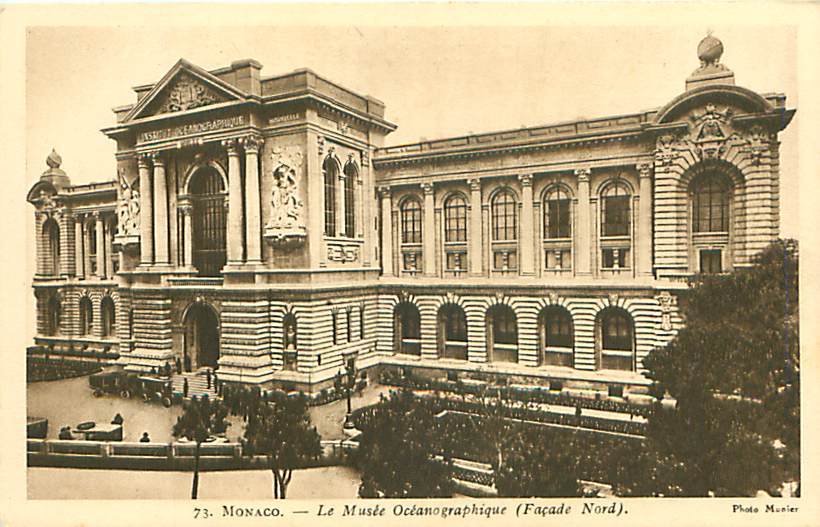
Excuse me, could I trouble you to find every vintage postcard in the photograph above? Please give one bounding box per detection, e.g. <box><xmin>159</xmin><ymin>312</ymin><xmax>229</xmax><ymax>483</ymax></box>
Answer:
<box><xmin>1</xmin><ymin>3</ymin><xmax>817</xmax><ymax>526</ymax></box>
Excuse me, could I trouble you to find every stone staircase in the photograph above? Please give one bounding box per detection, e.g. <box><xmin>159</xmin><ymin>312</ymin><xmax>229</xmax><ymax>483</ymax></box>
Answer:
<box><xmin>171</xmin><ymin>369</ymin><xmax>219</xmax><ymax>400</ymax></box>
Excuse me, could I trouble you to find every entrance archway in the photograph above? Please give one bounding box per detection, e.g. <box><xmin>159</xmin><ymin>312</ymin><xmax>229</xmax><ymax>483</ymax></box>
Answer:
<box><xmin>183</xmin><ymin>303</ymin><xmax>220</xmax><ymax>370</ymax></box>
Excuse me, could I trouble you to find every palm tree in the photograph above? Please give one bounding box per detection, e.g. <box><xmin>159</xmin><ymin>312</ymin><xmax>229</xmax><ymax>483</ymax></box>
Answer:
<box><xmin>172</xmin><ymin>395</ymin><xmax>229</xmax><ymax>499</ymax></box>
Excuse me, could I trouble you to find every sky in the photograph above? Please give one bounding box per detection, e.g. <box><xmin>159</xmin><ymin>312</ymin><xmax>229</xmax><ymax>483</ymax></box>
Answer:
<box><xmin>25</xmin><ymin>25</ymin><xmax>798</xmax><ymax>239</ymax></box>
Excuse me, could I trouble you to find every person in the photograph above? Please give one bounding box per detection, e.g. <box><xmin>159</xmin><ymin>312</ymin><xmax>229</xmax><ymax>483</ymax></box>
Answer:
<box><xmin>206</xmin><ymin>369</ymin><xmax>212</xmax><ymax>390</ymax></box>
<box><xmin>183</xmin><ymin>378</ymin><xmax>189</xmax><ymax>398</ymax></box>
<box><xmin>213</xmin><ymin>372</ymin><xmax>219</xmax><ymax>393</ymax></box>
<box><xmin>58</xmin><ymin>426</ymin><xmax>73</xmax><ymax>440</ymax></box>
<box><xmin>183</xmin><ymin>354</ymin><xmax>191</xmax><ymax>372</ymax></box>
<box><xmin>163</xmin><ymin>361</ymin><xmax>171</xmax><ymax>377</ymax></box>
<box><xmin>111</xmin><ymin>413</ymin><xmax>124</xmax><ymax>425</ymax></box>
<box><xmin>140</xmin><ymin>432</ymin><xmax>150</xmax><ymax>443</ymax></box>
<box><xmin>175</xmin><ymin>356</ymin><xmax>182</xmax><ymax>375</ymax></box>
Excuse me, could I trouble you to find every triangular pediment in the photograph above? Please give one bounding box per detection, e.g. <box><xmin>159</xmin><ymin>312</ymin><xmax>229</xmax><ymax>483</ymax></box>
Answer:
<box><xmin>124</xmin><ymin>59</ymin><xmax>247</xmax><ymax>122</ymax></box>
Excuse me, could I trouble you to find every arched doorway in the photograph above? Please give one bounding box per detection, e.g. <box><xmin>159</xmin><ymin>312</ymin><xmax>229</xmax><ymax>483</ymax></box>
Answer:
<box><xmin>189</xmin><ymin>166</ymin><xmax>227</xmax><ymax>276</ymax></box>
<box><xmin>184</xmin><ymin>303</ymin><xmax>220</xmax><ymax>370</ymax></box>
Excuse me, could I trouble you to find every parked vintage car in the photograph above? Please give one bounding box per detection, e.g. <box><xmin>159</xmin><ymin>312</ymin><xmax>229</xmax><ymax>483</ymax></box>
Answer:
<box><xmin>89</xmin><ymin>370</ymin><xmax>130</xmax><ymax>398</ymax></box>
<box><xmin>138</xmin><ymin>376</ymin><xmax>173</xmax><ymax>408</ymax></box>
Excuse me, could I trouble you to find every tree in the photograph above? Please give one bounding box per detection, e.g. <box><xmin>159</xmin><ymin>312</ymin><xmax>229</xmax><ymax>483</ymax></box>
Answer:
<box><xmin>494</xmin><ymin>430</ymin><xmax>582</xmax><ymax>497</ymax></box>
<box><xmin>641</xmin><ymin>240</ymin><xmax>799</xmax><ymax>496</ymax></box>
<box><xmin>172</xmin><ymin>395</ymin><xmax>229</xmax><ymax>499</ymax></box>
<box><xmin>243</xmin><ymin>393</ymin><xmax>322</xmax><ymax>499</ymax></box>
<box><xmin>356</xmin><ymin>389</ymin><xmax>453</xmax><ymax>498</ymax></box>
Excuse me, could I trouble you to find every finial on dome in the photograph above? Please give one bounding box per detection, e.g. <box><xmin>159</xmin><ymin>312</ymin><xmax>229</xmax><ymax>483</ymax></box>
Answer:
<box><xmin>46</xmin><ymin>148</ymin><xmax>62</xmax><ymax>169</ymax></box>
<box><xmin>697</xmin><ymin>33</ymin><xmax>724</xmax><ymax>66</ymax></box>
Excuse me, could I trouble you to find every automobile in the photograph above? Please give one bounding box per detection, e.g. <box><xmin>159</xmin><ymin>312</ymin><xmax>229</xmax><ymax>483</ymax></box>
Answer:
<box><xmin>138</xmin><ymin>376</ymin><xmax>173</xmax><ymax>407</ymax></box>
<box><xmin>89</xmin><ymin>371</ymin><xmax>130</xmax><ymax>398</ymax></box>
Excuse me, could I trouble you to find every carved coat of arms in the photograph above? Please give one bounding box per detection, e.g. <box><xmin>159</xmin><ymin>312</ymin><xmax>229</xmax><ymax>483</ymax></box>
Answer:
<box><xmin>160</xmin><ymin>74</ymin><xmax>219</xmax><ymax>113</ymax></box>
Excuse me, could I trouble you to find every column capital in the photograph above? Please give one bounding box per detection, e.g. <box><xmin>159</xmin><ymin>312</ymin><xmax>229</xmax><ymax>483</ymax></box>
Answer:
<box><xmin>147</xmin><ymin>152</ymin><xmax>165</xmax><ymax>166</ymax></box>
<box><xmin>91</xmin><ymin>210</ymin><xmax>101</xmax><ymax>220</ymax></box>
<box><xmin>518</xmin><ymin>174</ymin><xmax>533</xmax><ymax>187</ymax></box>
<box><xmin>467</xmin><ymin>178</ymin><xmax>482</xmax><ymax>192</ymax></box>
<box><xmin>239</xmin><ymin>134</ymin><xmax>264</xmax><ymax>154</ymax></box>
<box><xmin>222</xmin><ymin>138</ymin><xmax>241</xmax><ymax>155</ymax></box>
<box><xmin>377</xmin><ymin>186</ymin><xmax>392</xmax><ymax>199</ymax></box>
<box><xmin>574</xmin><ymin>167</ymin><xmax>591</xmax><ymax>182</ymax></box>
<box><xmin>178</xmin><ymin>202</ymin><xmax>193</xmax><ymax>216</ymax></box>
<box><xmin>637</xmin><ymin>162</ymin><xmax>653</xmax><ymax>179</ymax></box>
<box><xmin>137</xmin><ymin>153</ymin><xmax>153</xmax><ymax>168</ymax></box>
<box><xmin>421</xmin><ymin>182</ymin><xmax>434</xmax><ymax>195</ymax></box>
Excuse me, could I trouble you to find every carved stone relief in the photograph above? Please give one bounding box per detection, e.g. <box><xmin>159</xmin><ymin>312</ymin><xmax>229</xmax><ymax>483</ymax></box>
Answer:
<box><xmin>265</xmin><ymin>146</ymin><xmax>307</xmax><ymax>242</ymax></box>
<box><xmin>156</xmin><ymin>73</ymin><xmax>224</xmax><ymax>114</ymax></box>
<box><xmin>116</xmin><ymin>167</ymin><xmax>140</xmax><ymax>238</ymax></box>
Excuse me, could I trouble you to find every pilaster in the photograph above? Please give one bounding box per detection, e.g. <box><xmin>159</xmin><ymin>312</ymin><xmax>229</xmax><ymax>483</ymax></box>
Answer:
<box><xmin>223</xmin><ymin>139</ymin><xmax>245</xmax><ymax>264</ymax></box>
<box><xmin>151</xmin><ymin>153</ymin><xmax>169</xmax><ymax>265</ymax></box>
<box><xmin>137</xmin><ymin>154</ymin><xmax>154</xmax><ymax>266</ymax></box>
<box><xmin>637</xmin><ymin>162</ymin><xmax>654</xmax><ymax>277</ymax></box>
<box><xmin>241</xmin><ymin>135</ymin><xmax>263</xmax><ymax>264</ymax></box>
<box><xmin>379</xmin><ymin>186</ymin><xmax>394</xmax><ymax>276</ymax></box>
<box><xmin>422</xmin><ymin>182</ymin><xmax>436</xmax><ymax>276</ymax></box>
<box><xmin>467</xmin><ymin>178</ymin><xmax>483</xmax><ymax>276</ymax></box>
<box><xmin>575</xmin><ymin>168</ymin><xmax>592</xmax><ymax>276</ymax></box>
<box><xmin>519</xmin><ymin>174</ymin><xmax>535</xmax><ymax>276</ymax></box>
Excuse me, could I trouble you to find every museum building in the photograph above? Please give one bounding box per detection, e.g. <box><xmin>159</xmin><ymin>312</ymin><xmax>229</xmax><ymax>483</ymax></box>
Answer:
<box><xmin>27</xmin><ymin>36</ymin><xmax>794</xmax><ymax>395</ymax></box>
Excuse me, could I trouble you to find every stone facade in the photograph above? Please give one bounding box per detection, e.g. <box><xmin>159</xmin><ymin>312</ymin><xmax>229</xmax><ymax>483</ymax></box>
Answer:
<box><xmin>28</xmin><ymin>36</ymin><xmax>795</xmax><ymax>395</ymax></box>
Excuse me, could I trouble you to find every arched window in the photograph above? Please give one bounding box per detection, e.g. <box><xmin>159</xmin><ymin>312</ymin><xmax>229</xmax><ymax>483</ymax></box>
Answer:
<box><xmin>283</xmin><ymin>313</ymin><xmax>297</xmax><ymax>350</ymax></box>
<box><xmin>394</xmin><ymin>302</ymin><xmax>421</xmax><ymax>355</ymax></box>
<box><xmin>444</xmin><ymin>195</ymin><xmax>467</xmax><ymax>242</ymax></box>
<box><xmin>601</xmin><ymin>181</ymin><xmax>631</xmax><ymax>237</ymax></box>
<box><xmin>189</xmin><ymin>166</ymin><xmax>227</xmax><ymax>276</ymax></box>
<box><xmin>438</xmin><ymin>304</ymin><xmax>467</xmax><ymax>360</ymax></box>
<box><xmin>443</xmin><ymin>194</ymin><xmax>468</xmax><ymax>273</ymax></box>
<box><xmin>283</xmin><ymin>313</ymin><xmax>298</xmax><ymax>371</ymax></box>
<box><xmin>539</xmin><ymin>306</ymin><xmax>574</xmax><ymax>367</ymax></box>
<box><xmin>491</xmin><ymin>189</ymin><xmax>518</xmax><ymax>272</ymax></box>
<box><xmin>343</xmin><ymin>161</ymin><xmax>358</xmax><ymax>238</ymax></box>
<box><xmin>100</xmin><ymin>296</ymin><xmax>116</xmax><ymax>338</ymax></box>
<box><xmin>47</xmin><ymin>295</ymin><xmax>61</xmax><ymax>336</ymax></box>
<box><xmin>79</xmin><ymin>297</ymin><xmax>93</xmax><ymax>336</ymax></box>
<box><xmin>86</xmin><ymin>221</ymin><xmax>98</xmax><ymax>276</ymax></box>
<box><xmin>600</xmin><ymin>180</ymin><xmax>632</xmax><ymax>270</ymax></box>
<box><xmin>400</xmin><ymin>197</ymin><xmax>423</xmax><ymax>273</ymax></box>
<box><xmin>491</xmin><ymin>190</ymin><xmax>517</xmax><ymax>241</ymax></box>
<box><xmin>323</xmin><ymin>156</ymin><xmax>339</xmax><ymax>236</ymax></box>
<box><xmin>596</xmin><ymin>307</ymin><xmax>635</xmax><ymax>371</ymax></box>
<box><xmin>692</xmin><ymin>175</ymin><xmax>729</xmax><ymax>233</ymax></box>
<box><xmin>486</xmin><ymin>304</ymin><xmax>517</xmax><ymax>363</ymax></box>
<box><xmin>43</xmin><ymin>218</ymin><xmax>61</xmax><ymax>276</ymax></box>
<box><xmin>544</xmin><ymin>186</ymin><xmax>571</xmax><ymax>239</ymax></box>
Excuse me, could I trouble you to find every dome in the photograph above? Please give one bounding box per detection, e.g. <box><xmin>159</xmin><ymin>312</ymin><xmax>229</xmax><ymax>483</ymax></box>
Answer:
<box><xmin>697</xmin><ymin>34</ymin><xmax>723</xmax><ymax>64</ymax></box>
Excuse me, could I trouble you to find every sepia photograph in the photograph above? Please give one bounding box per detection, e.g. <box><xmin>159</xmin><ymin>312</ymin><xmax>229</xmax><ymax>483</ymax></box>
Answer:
<box><xmin>1</xmin><ymin>3</ymin><xmax>817</xmax><ymax>526</ymax></box>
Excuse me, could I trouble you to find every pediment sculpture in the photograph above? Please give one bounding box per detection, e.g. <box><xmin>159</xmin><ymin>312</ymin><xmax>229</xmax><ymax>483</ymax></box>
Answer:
<box><xmin>116</xmin><ymin>168</ymin><xmax>140</xmax><ymax>239</ymax></box>
<box><xmin>265</xmin><ymin>146</ymin><xmax>306</xmax><ymax>243</ymax></box>
<box><xmin>155</xmin><ymin>73</ymin><xmax>224</xmax><ymax>114</ymax></box>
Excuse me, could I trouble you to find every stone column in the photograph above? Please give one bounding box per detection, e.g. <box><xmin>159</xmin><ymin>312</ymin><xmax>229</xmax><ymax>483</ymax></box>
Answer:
<box><xmin>179</xmin><ymin>203</ymin><xmax>194</xmax><ymax>268</ymax></box>
<box><xmin>138</xmin><ymin>155</ymin><xmax>154</xmax><ymax>265</ymax></box>
<box><xmin>422</xmin><ymin>182</ymin><xmax>436</xmax><ymax>276</ymax></box>
<box><xmin>105</xmin><ymin>218</ymin><xmax>114</xmax><ymax>277</ymax></box>
<box><xmin>95</xmin><ymin>213</ymin><xmax>105</xmax><ymax>278</ymax></box>
<box><xmin>637</xmin><ymin>162</ymin><xmax>654</xmax><ymax>277</ymax></box>
<box><xmin>379</xmin><ymin>186</ymin><xmax>394</xmax><ymax>276</ymax></box>
<box><xmin>223</xmin><ymin>139</ymin><xmax>245</xmax><ymax>264</ymax></box>
<box><xmin>151</xmin><ymin>154</ymin><xmax>169</xmax><ymax>265</ymax></box>
<box><xmin>242</xmin><ymin>135</ymin><xmax>263</xmax><ymax>264</ymax></box>
<box><xmin>575</xmin><ymin>168</ymin><xmax>592</xmax><ymax>276</ymax></box>
<box><xmin>74</xmin><ymin>214</ymin><xmax>84</xmax><ymax>278</ymax></box>
<box><xmin>467</xmin><ymin>178</ymin><xmax>483</xmax><ymax>276</ymax></box>
<box><xmin>519</xmin><ymin>174</ymin><xmax>535</xmax><ymax>275</ymax></box>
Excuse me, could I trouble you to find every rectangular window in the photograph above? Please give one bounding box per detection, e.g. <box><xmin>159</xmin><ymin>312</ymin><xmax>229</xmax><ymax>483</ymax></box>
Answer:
<box><xmin>403</xmin><ymin>252</ymin><xmax>419</xmax><ymax>272</ymax></box>
<box><xmin>446</xmin><ymin>251</ymin><xmax>466</xmax><ymax>271</ymax></box>
<box><xmin>547</xmin><ymin>199</ymin><xmax>571</xmax><ymax>239</ymax></box>
<box><xmin>700</xmin><ymin>249</ymin><xmax>722</xmax><ymax>274</ymax></box>
<box><xmin>493</xmin><ymin>250</ymin><xmax>518</xmax><ymax>271</ymax></box>
<box><xmin>602</xmin><ymin>195</ymin><xmax>631</xmax><ymax>237</ymax></box>
<box><xmin>602</xmin><ymin>248</ymin><xmax>629</xmax><ymax>269</ymax></box>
